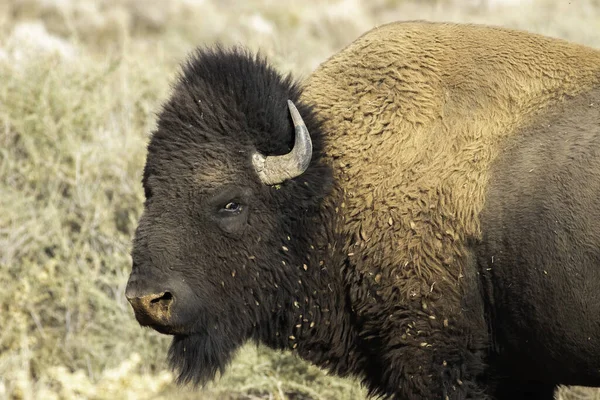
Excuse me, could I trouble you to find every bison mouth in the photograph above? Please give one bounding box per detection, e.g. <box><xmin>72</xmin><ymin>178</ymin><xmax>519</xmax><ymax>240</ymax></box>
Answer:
<box><xmin>168</xmin><ymin>332</ymin><xmax>240</xmax><ymax>386</ymax></box>
<box><xmin>146</xmin><ymin>323</ymin><xmax>188</xmax><ymax>336</ymax></box>
<box><xmin>132</xmin><ymin>311</ymin><xmax>191</xmax><ymax>336</ymax></box>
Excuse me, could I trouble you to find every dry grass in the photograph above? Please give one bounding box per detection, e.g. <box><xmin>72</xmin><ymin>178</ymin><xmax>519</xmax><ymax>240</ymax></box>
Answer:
<box><xmin>1</xmin><ymin>0</ymin><xmax>600</xmax><ymax>399</ymax></box>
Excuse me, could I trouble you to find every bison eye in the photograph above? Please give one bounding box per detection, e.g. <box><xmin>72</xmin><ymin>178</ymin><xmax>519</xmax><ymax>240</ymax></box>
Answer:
<box><xmin>213</xmin><ymin>192</ymin><xmax>249</xmax><ymax>235</ymax></box>
<box><xmin>222</xmin><ymin>202</ymin><xmax>241</xmax><ymax>213</ymax></box>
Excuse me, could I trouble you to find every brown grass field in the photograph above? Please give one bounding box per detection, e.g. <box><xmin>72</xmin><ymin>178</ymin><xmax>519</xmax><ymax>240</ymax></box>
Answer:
<box><xmin>2</xmin><ymin>0</ymin><xmax>600</xmax><ymax>399</ymax></box>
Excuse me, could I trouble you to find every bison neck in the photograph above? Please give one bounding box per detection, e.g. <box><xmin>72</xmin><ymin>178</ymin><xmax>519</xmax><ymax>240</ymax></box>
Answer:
<box><xmin>262</xmin><ymin>285</ymin><xmax>362</xmax><ymax>377</ymax></box>
<box><xmin>262</xmin><ymin>277</ymin><xmax>362</xmax><ymax>377</ymax></box>
<box><xmin>252</xmin><ymin>188</ymin><xmax>368</xmax><ymax>377</ymax></box>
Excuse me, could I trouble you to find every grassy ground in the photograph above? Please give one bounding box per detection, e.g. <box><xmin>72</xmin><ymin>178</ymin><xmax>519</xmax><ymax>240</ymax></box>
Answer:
<box><xmin>2</xmin><ymin>0</ymin><xmax>600</xmax><ymax>399</ymax></box>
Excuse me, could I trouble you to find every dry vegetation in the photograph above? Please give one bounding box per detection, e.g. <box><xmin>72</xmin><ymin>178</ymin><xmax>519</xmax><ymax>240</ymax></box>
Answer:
<box><xmin>1</xmin><ymin>0</ymin><xmax>600</xmax><ymax>399</ymax></box>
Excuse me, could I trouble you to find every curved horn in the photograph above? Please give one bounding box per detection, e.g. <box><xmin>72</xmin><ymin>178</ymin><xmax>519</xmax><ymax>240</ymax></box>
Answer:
<box><xmin>252</xmin><ymin>100</ymin><xmax>313</xmax><ymax>185</ymax></box>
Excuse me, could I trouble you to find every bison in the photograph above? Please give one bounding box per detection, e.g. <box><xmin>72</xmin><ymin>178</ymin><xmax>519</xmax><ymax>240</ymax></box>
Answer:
<box><xmin>125</xmin><ymin>21</ymin><xmax>600</xmax><ymax>399</ymax></box>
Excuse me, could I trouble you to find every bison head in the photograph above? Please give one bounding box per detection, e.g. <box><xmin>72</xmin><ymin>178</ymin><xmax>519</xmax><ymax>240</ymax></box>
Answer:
<box><xmin>125</xmin><ymin>47</ymin><xmax>334</xmax><ymax>385</ymax></box>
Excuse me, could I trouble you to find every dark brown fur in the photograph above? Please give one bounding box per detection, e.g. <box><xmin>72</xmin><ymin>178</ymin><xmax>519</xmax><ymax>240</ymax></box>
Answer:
<box><xmin>478</xmin><ymin>86</ymin><xmax>600</xmax><ymax>397</ymax></box>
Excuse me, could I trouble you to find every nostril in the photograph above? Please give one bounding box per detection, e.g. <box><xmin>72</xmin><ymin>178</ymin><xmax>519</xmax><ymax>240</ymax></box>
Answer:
<box><xmin>128</xmin><ymin>291</ymin><xmax>175</xmax><ymax>325</ymax></box>
<box><xmin>150</xmin><ymin>291</ymin><xmax>173</xmax><ymax>305</ymax></box>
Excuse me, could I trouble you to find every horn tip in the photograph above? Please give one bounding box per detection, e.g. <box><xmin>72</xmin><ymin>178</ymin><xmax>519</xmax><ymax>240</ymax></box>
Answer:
<box><xmin>287</xmin><ymin>100</ymin><xmax>302</xmax><ymax>126</ymax></box>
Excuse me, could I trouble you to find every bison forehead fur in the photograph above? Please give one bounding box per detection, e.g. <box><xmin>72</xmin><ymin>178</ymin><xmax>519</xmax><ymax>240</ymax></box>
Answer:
<box><xmin>127</xmin><ymin>21</ymin><xmax>600</xmax><ymax>399</ymax></box>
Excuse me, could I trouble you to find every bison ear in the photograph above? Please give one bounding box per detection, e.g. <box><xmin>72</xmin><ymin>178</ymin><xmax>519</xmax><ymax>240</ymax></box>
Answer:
<box><xmin>252</xmin><ymin>100</ymin><xmax>313</xmax><ymax>185</ymax></box>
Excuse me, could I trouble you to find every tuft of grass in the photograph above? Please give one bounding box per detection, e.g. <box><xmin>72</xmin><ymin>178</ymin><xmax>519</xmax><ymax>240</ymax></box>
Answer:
<box><xmin>1</xmin><ymin>0</ymin><xmax>600</xmax><ymax>399</ymax></box>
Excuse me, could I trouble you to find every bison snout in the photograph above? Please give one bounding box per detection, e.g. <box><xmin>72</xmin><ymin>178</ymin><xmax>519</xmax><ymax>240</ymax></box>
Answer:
<box><xmin>126</xmin><ymin>289</ymin><xmax>174</xmax><ymax>327</ymax></box>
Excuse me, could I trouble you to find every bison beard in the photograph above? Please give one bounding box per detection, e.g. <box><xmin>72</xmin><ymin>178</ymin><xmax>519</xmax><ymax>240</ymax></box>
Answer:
<box><xmin>168</xmin><ymin>333</ymin><xmax>237</xmax><ymax>386</ymax></box>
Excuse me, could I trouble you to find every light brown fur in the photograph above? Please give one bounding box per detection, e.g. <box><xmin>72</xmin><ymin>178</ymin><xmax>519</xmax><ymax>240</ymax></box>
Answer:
<box><xmin>303</xmin><ymin>20</ymin><xmax>600</xmax><ymax>302</ymax></box>
<box><xmin>298</xmin><ymin>22</ymin><xmax>600</xmax><ymax>396</ymax></box>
